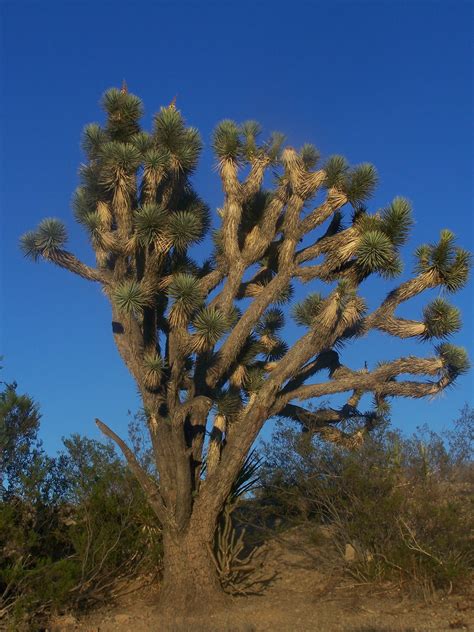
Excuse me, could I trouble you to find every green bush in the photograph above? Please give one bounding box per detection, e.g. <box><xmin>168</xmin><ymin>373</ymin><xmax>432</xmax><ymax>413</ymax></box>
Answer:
<box><xmin>0</xmin><ymin>383</ymin><xmax>161</xmax><ymax>629</ymax></box>
<box><xmin>258</xmin><ymin>408</ymin><xmax>474</xmax><ymax>597</ymax></box>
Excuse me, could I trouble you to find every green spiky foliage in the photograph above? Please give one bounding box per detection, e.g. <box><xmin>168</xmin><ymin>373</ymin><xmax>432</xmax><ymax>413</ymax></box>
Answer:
<box><xmin>154</xmin><ymin>107</ymin><xmax>202</xmax><ymax>173</ymax></box>
<box><xmin>143</xmin><ymin>352</ymin><xmax>166</xmax><ymax>390</ymax></box>
<box><xmin>20</xmin><ymin>87</ymin><xmax>471</xmax><ymax>608</ymax></box>
<box><xmin>292</xmin><ymin>293</ymin><xmax>324</xmax><ymax>327</ymax></box>
<box><xmin>380</xmin><ymin>197</ymin><xmax>413</xmax><ymax>247</ymax></box>
<box><xmin>243</xmin><ymin>366</ymin><xmax>266</xmax><ymax>393</ymax></box>
<box><xmin>192</xmin><ymin>306</ymin><xmax>231</xmax><ymax>351</ymax></box>
<box><xmin>134</xmin><ymin>203</ymin><xmax>168</xmax><ymax>246</ymax></box>
<box><xmin>213</xmin><ymin>120</ymin><xmax>286</xmax><ymax>166</ymax></box>
<box><xmin>422</xmin><ymin>298</ymin><xmax>461</xmax><ymax>340</ymax></box>
<box><xmin>300</xmin><ymin>144</ymin><xmax>320</xmax><ymax>170</ymax></box>
<box><xmin>113</xmin><ymin>280</ymin><xmax>150</xmax><ymax>314</ymax></box>
<box><xmin>336</xmin><ymin>279</ymin><xmax>367</xmax><ymax>312</ymax></box>
<box><xmin>82</xmin><ymin>123</ymin><xmax>107</xmax><ymax>159</ymax></box>
<box><xmin>168</xmin><ymin>273</ymin><xmax>203</xmax><ymax>325</ymax></box>
<box><xmin>265</xmin><ymin>131</ymin><xmax>286</xmax><ymax>163</ymax></box>
<box><xmin>167</xmin><ymin>207</ymin><xmax>208</xmax><ymax>252</ymax></box>
<box><xmin>415</xmin><ymin>230</ymin><xmax>471</xmax><ymax>292</ymax></box>
<box><xmin>234</xmin><ymin>335</ymin><xmax>266</xmax><ymax>368</ymax></box>
<box><xmin>344</xmin><ymin>163</ymin><xmax>378</xmax><ymax>204</ymax></box>
<box><xmin>20</xmin><ymin>218</ymin><xmax>67</xmax><ymax>259</ymax></box>
<box><xmin>323</xmin><ymin>155</ymin><xmax>349</xmax><ymax>189</ymax></box>
<box><xmin>437</xmin><ymin>343</ymin><xmax>470</xmax><ymax>379</ymax></box>
<box><xmin>241</xmin><ymin>120</ymin><xmax>262</xmax><ymax>160</ymax></box>
<box><xmin>212</xmin><ymin>120</ymin><xmax>242</xmax><ymax>163</ymax></box>
<box><xmin>356</xmin><ymin>230</ymin><xmax>395</xmax><ymax>272</ymax></box>
<box><xmin>256</xmin><ymin>308</ymin><xmax>285</xmax><ymax>336</ymax></box>
<box><xmin>214</xmin><ymin>390</ymin><xmax>243</xmax><ymax>419</ymax></box>
<box><xmin>322</xmin><ymin>158</ymin><xmax>377</xmax><ymax>205</ymax></box>
<box><xmin>102</xmin><ymin>88</ymin><xmax>144</xmax><ymax>141</ymax></box>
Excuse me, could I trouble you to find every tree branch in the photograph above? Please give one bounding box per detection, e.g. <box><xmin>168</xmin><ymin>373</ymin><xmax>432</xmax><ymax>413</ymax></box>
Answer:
<box><xmin>110</xmin><ymin>305</ymin><xmax>145</xmax><ymax>384</ymax></box>
<box><xmin>272</xmin><ymin>354</ymin><xmax>446</xmax><ymax>414</ymax></box>
<box><xmin>299</xmin><ymin>188</ymin><xmax>347</xmax><ymax>236</ymax></box>
<box><xmin>46</xmin><ymin>249</ymin><xmax>108</xmax><ymax>283</ymax></box>
<box><xmin>95</xmin><ymin>418</ymin><xmax>167</xmax><ymax>524</ymax></box>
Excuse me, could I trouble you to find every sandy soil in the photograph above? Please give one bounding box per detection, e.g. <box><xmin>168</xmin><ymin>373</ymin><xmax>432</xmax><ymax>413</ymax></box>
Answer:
<box><xmin>48</xmin><ymin>529</ymin><xmax>473</xmax><ymax>632</ymax></box>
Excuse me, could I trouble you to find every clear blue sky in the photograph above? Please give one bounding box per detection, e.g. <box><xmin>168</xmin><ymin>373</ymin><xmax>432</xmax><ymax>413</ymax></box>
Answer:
<box><xmin>1</xmin><ymin>1</ymin><xmax>473</xmax><ymax>454</ymax></box>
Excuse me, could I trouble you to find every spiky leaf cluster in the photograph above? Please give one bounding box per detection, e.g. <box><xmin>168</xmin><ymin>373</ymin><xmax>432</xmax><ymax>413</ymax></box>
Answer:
<box><xmin>20</xmin><ymin>218</ymin><xmax>67</xmax><ymax>259</ymax></box>
<box><xmin>191</xmin><ymin>306</ymin><xmax>231</xmax><ymax>351</ymax></box>
<box><xmin>415</xmin><ymin>230</ymin><xmax>471</xmax><ymax>292</ymax></box>
<box><xmin>113</xmin><ymin>280</ymin><xmax>150</xmax><ymax>314</ymax></box>
<box><xmin>350</xmin><ymin>198</ymin><xmax>414</xmax><ymax>277</ymax></box>
<box><xmin>143</xmin><ymin>147</ymin><xmax>170</xmax><ymax>172</ymax></box>
<box><xmin>437</xmin><ymin>343</ymin><xmax>470</xmax><ymax>379</ymax></box>
<box><xmin>102</xmin><ymin>89</ymin><xmax>144</xmax><ymax>142</ymax></box>
<box><xmin>72</xmin><ymin>187</ymin><xmax>97</xmax><ymax>224</ymax></box>
<box><xmin>99</xmin><ymin>141</ymin><xmax>142</xmax><ymax>188</ymax></box>
<box><xmin>213</xmin><ymin>120</ymin><xmax>242</xmax><ymax>162</ymax></box>
<box><xmin>274</xmin><ymin>283</ymin><xmax>294</xmax><ymax>305</ymax></box>
<box><xmin>292</xmin><ymin>293</ymin><xmax>324</xmax><ymax>327</ymax></box>
<box><xmin>264</xmin><ymin>132</ymin><xmax>286</xmax><ymax>163</ymax></box>
<box><xmin>300</xmin><ymin>144</ymin><xmax>320</xmax><ymax>170</ymax></box>
<box><xmin>168</xmin><ymin>274</ymin><xmax>203</xmax><ymax>325</ymax></box>
<box><xmin>380</xmin><ymin>197</ymin><xmax>413</xmax><ymax>247</ymax></box>
<box><xmin>344</xmin><ymin>164</ymin><xmax>378</xmax><ymax>204</ymax></box>
<box><xmin>373</xmin><ymin>395</ymin><xmax>391</xmax><ymax>417</ymax></box>
<box><xmin>242</xmin><ymin>366</ymin><xmax>266</xmax><ymax>393</ymax></box>
<box><xmin>333</xmin><ymin>281</ymin><xmax>367</xmax><ymax>328</ymax></box>
<box><xmin>168</xmin><ymin>208</ymin><xmax>207</xmax><ymax>253</ymax></box>
<box><xmin>235</xmin><ymin>335</ymin><xmax>266</xmax><ymax>367</ymax></box>
<box><xmin>79</xmin><ymin>211</ymin><xmax>102</xmax><ymax>238</ymax></box>
<box><xmin>143</xmin><ymin>352</ymin><xmax>166</xmax><ymax>390</ymax></box>
<box><xmin>77</xmin><ymin>164</ymin><xmax>104</xmax><ymax>205</ymax></box>
<box><xmin>82</xmin><ymin>124</ymin><xmax>107</xmax><ymax>160</ymax></box>
<box><xmin>134</xmin><ymin>203</ymin><xmax>168</xmax><ymax>246</ymax></box>
<box><xmin>356</xmin><ymin>230</ymin><xmax>395</xmax><ymax>273</ymax></box>
<box><xmin>154</xmin><ymin>106</ymin><xmax>202</xmax><ymax>173</ymax></box>
<box><xmin>213</xmin><ymin>119</ymin><xmax>284</xmax><ymax>165</ymax></box>
<box><xmin>263</xmin><ymin>339</ymin><xmax>289</xmax><ymax>361</ymax></box>
<box><xmin>254</xmin><ymin>308</ymin><xmax>287</xmax><ymax>360</ymax></box>
<box><xmin>323</xmin><ymin>155</ymin><xmax>349</xmax><ymax>189</ymax></box>
<box><xmin>241</xmin><ymin>120</ymin><xmax>262</xmax><ymax>160</ymax></box>
<box><xmin>422</xmin><ymin>298</ymin><xmax>461</xmax><ymax>340</ymax></box>
<box><xmin>131</xmin><ymin>131</ymin><xmax>152</xmax><ymax>154</ymax></box>
<box><xmin>256</xmin><ymin>308</ymin><xmax>285</xmax><ymax>336</ymax></box>
<box><xmin>322</xmin><ymin>157</ymin><xmax>377</xmax><ymax>204</ymax></box>
<box><xmin>214</xmin><ymin>391</ymin><xmax>243</xmax><ymax>419</ymax></box>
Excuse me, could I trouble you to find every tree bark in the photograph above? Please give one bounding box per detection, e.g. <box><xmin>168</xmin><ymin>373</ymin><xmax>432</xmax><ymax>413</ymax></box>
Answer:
<box><xmin>159</xmin><ymin>524</ymin><xmax>229</xmax><ymax>614</ymax></box>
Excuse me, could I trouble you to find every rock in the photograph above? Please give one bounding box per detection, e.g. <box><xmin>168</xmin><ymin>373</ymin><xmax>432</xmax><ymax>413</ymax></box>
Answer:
<box><xmin>114</xmin><ymin>613</ymin><xmax>132</xmax><ymax>624</ymax></box>
<box><xmin>344</xmin><ymin>543</ymin><xmax>357</xmax><ymax>562</ymax></box>
<box><xmin>49</xmin><ymin>614</ymin><xmax>77</xmax><ymax>630</ymax></box>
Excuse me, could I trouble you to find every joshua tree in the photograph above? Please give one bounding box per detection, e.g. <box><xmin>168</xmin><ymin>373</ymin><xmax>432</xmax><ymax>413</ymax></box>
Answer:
<box><xmin>21</xmin><ymin>88</ymin><xmax>470</xmax><ymax>610</ymax></box>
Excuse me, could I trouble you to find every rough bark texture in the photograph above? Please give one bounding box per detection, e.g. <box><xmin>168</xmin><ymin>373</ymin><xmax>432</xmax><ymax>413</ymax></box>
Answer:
<box><xmin>160</xmin><ymin>526</ymin><xmax>229</xmax><ymax>613</ymax></box>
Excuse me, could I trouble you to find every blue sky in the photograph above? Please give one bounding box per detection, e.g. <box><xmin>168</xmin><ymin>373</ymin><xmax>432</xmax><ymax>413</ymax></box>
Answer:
<box><xmin>1</xmin><ymin>0</ymin><xmax>473</xmax><ymax>454</ymax></box>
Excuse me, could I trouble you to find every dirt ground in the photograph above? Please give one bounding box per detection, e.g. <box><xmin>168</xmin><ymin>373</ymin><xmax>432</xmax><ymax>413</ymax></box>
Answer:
<box><xmin>48</xmin><ymin>529</ymin><xmax>474</xmax><ymax>632</ymax></box>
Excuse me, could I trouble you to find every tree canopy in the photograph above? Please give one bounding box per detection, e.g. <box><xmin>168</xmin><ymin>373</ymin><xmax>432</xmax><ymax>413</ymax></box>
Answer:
<box><xmin>20</xmin><ymin>87</ymin><xmax>470</xmax><ymax>608</ymax></box>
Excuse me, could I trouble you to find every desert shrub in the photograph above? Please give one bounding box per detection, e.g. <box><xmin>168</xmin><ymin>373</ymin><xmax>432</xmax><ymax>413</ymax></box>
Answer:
<box><xmin>0</xmin><ymin>382</ymin><xmax>161</xmax><ymax>629</ymax></box>
<box><xmin>258</xmin><ymin>408</ymin><xmax>474</xmax><ymax>597</ymax></box>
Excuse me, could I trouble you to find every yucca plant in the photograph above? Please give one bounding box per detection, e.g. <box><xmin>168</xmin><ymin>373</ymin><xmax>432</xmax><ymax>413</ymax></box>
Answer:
<box><xmin>21</xmin><ymin>86</ymin><xmax>470</xmax><ymax>613</ymax></box>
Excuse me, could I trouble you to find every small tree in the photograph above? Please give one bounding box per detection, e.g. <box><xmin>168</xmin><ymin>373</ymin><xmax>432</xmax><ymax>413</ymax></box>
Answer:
<box><xmin>0</xmin><ymin>381</ymin><xmax>43</xmax><ymax>500</ymax></box>
<box><xmin>21</xmin><ymin>87</ymin><xmax>470</xmax><ymax>611</ymax></box>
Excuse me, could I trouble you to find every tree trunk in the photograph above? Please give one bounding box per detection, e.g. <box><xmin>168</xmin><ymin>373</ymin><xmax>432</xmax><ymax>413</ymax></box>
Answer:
<box><xmin>159</xmin><ymin>525</ymin><xmax>229</xmax><ymax>614</ymax></box>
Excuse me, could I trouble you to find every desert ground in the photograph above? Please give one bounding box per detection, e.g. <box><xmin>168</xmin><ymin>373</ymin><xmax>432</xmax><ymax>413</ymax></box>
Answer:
<box><xmin>48</xmin><ymin>529</ymin><xmax>473</xmax><ymax>632</ymax></box>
